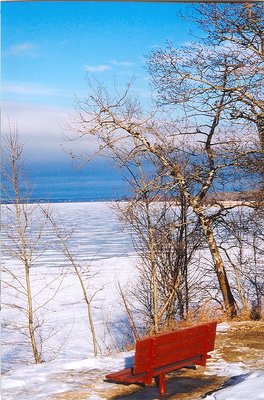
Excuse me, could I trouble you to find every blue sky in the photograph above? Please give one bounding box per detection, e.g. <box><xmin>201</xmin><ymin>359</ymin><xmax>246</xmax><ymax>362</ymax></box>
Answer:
<box><xmin>2</xmin><ymin>1</ymin><xmax>201</xmax><ymax>200</ymax></box>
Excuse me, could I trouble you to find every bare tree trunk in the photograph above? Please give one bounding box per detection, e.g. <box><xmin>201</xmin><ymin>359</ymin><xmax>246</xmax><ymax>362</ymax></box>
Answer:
<box><xmin>87</xmin><ymin>298</ymin><xmax>98</xmax><ymax>357</ymax></box>
<box><xmin>197</xmin><ymin>210</ymin><xmax>237</xmax><ymax>318</ymax></box>
<box><xmin>76</xmin><ymin>266</ymin><xmax>98</xmax><ymax>357</ymax></box>
<box><xmin>256</xmin><ymin>115</ymin><xmax>264</xmax><ymax>203</ymax></box>
<box><xmin>222</xmin><ymin>246</ymin><xmax>250</xmax><ymax>314</ymax></box>
<box><xmin>179</xmin><ymin>192</ymin><xmax>189</xmax><ymax>318</ymax></box>
<box><xmin>25</xmin><ymin>263</ymin><xmax>42</xmax><ymax>363</ymax></box>
<box><xmin>145</xmin><ymin>200</ymin><xmax>159</xmax><ymax>334</ymax></box>
<box><xmin>257</xmin><ymin>114</ymin><xmax>264</xmax><ymax>153</ymax></box>
<box><xmin>12</xmin><ymin>143</ymin><xmax>42</xmax><ymax>363</ymax></box>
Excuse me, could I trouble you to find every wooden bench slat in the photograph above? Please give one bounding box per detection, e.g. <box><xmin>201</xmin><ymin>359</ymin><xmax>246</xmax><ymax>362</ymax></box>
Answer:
<box><xmin>153</xmin><ymin>348</ymin><xmax>204</xmax><ymax>369</ymax></box>
<box><xmin>134</xmin><ymin>322</ymin><xmax>216</xmax><ymax>348</ymax></box>
<box><xmin>153</xmin><ymin>326</ymin><xmax>208</xmax><ymax>346</ymax></box>
<box><xmin>152</xmin><ymin>355</ymin><xmax>203</xmax><ymax>375</ymax></box>
<box><xmin>153</xmin><ymin>335</ymin><xmax>206</xmax><ymax>356</ymax></box>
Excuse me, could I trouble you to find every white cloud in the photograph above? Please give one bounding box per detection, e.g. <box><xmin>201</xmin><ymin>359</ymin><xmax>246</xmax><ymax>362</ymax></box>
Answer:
<box><xmin>7</xmin><ymin>42</ymin><xmax>37</xmax><ymax>57</ymax></box>
<box><xmin>111</xmin><ymin>60</ymin><xmax>133</xmax><ymax>68</ymax></box>
<box><xmin>2</xmin><ymin>81</ymin><xmax>73</xmax><ymax>98</ymax></box>
<box><xmin>84</xmin><ymin>64</ymin><xmax>111</xmax><ymax>73</ymax></box>
<box><xmin>84</xmin><ymin>60</ymin><xmax>133</xmax><ymax>73</ymax></box>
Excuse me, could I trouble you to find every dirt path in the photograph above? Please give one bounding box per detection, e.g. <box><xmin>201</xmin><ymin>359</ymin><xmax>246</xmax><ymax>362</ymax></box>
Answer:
<box><xmin>52</xmin><ymin>321</ymin><xmax>264</xmax><ymax>400</ymax></box>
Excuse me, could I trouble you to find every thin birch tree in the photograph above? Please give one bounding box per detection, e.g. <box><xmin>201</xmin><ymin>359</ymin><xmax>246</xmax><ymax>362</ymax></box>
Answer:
<box><xmin>40</xmin><ymin>210</ymin><xmax>100</xmax><ymax>357</ymax></box>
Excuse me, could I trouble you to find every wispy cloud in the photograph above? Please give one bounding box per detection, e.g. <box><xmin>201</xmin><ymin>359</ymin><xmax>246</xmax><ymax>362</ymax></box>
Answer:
<box><xmin>6</xmin><ymin>42</ymin><xmax>37</xmax><ymax>57</ymax></box>
<box><xmin>84</xmin><ymin>60</ymin><xmax>133</xmax><ymax>73</ymax></box>
<box><xmin>111</xmin><ymin>60</ymin><xmax>133</xmax><ymax>68</ymax></box>
<box><xmin>84</xmin><ymin>64</ymin><xmax>111</xmax><ymax>73</ymax></box>
<box><xmin>2</xmin><ymin>82</ymin><xmax>72</xmax><ymax>98</ymax></box>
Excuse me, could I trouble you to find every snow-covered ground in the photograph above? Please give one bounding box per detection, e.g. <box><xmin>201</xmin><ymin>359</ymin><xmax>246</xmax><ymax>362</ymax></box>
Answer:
<box><xmin>203</xmin><ymin>371</ymin><xmax>264</xmax><ymax>400</ymax></box>
<box><xmin>2</xmin><ymin>202</ymin><xmax>264</xmax><ymax>399</ymax></box>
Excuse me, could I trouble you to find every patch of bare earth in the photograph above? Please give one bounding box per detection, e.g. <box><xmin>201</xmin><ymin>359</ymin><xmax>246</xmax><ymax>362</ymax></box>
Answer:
<box><xmin>215</xmin><ymin>320</ymin><xmax>264</xmax><ymax>369</ymax></box>
<box><xmin>52</xmin><ymin>321</ymin><xmax>264</xmax><ymax>400</ymax></box>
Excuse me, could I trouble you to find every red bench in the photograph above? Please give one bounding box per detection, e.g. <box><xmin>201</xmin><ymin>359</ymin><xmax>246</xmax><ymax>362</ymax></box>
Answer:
<box><xmin>105</xmin><ymin>321</ymin><xmax>217</xmax><ymax>396</ymax></box>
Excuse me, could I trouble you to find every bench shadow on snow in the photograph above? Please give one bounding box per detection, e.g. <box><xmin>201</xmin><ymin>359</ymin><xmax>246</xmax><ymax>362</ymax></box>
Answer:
<box><xmin>112</xmin><ymin>373</ymin><xmax>250</xmax><ymax>399</ymax></box>
<box><xmin>113</xmin><ymin>374</ymin><xmax>222</xmax><ymax>399</ymax></box>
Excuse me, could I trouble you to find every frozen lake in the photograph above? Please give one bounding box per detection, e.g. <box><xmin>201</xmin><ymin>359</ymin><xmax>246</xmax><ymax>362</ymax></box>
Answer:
<box><xmin>48</xmin><ymin>202</ymin><xmax>134</xmax><ymax>260</ymax></box>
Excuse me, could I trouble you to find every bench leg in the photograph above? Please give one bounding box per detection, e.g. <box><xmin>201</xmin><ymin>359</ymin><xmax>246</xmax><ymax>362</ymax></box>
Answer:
<box><xmin>158</xmin><ymin>373</ymin><xmax>166</xmax><ymax>396</ymax></box>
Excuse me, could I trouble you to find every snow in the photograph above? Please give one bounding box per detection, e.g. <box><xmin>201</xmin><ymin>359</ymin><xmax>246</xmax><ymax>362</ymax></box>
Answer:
<box><xmin>203</xmin><ymin>371</ymin><xmax>264</xmax><ymax>400</ymax></box>
<box><xmin>2</xmin><ymin>352</ymin><xmax>134</xmax><ymax>399</ymax></box>
<box><xmin>216</xmin><ymin>323</ymin><xmax>230</xmax><ymax>333</ymax></box>
<box><xmin>2</xmin><ymin>202</ymin><xmax>264</xmax><ymax>399</ymax></box>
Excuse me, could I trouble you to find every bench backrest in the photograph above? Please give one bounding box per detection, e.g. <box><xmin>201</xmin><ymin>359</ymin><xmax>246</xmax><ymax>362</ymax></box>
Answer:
<box><xmin>133</xmin><ymin>321</ymin><xmax>217</xmax><ymax>375</ymax></box>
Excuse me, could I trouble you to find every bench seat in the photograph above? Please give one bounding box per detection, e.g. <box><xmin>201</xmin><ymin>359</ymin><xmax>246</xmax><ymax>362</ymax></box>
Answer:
<box><xmin>106</xmin><ymin>368</ymin><xmax>148</xmax><ymax>384</ymax></box>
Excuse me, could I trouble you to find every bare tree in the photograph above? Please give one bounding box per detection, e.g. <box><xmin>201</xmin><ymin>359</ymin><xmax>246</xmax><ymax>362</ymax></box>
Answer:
<box><xmin>40</xmin><ymin>210</ymin><xmax>101</xmax><ymax>357</ymax></box>
<box><xmin>70</xmin><ymin>83</ymin><xmax>241</xmax><ymax>317</ymax></box>
<box><xmin>148</xmin><ymin>2</ymin><xmax>264</xmax><ymax>190</ymax></box>
<box><xmin>98</xmin><ymin>130</ymin><xmax>204</xmax><ymax>332</ymax></box>
<box><xmin>195</xmin><ymin>2</ymin><xmax>264</xmax><ymax>143</ymax></box>
<box><xmin>149</xmin><ymin>3</ymin><xmax>263</xmax><ymax>133</ymax></box>
<box><xmin>1</xmin><ymin>130</ymin><xmax>65</xmax><ymax>363</ymax></box>
<box><xmin>117</xmin><ymin>184</ymin><xmax>203</xmax><ymax>333</ymax></box>
<box><xmin>144</xmin><ymin>3</ymin><xmax>263</xmax><ymax>315</ymax></box>
<box><xmin>69</xmin><ymin>4</ymin><xmax>263</xmax><ymax>319</ymax></box>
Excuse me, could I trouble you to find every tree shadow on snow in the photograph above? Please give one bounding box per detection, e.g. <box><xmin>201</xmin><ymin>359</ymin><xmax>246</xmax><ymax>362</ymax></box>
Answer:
<box><xmin>109</xmin><ymin>313</ymin><xmax>141</xmax><ymax>352</ymax></box>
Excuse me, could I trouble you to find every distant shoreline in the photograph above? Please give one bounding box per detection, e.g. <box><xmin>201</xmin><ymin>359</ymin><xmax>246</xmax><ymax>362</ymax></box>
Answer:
<box><xmin>1</xmin><ymin>198</ymin><xmax>128</xmax><ymax>205</ymax></box>
<box><xmin>2</xmin><ymin>188</ymin><xmax>260</xmax><ymax>205</ymax></box>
